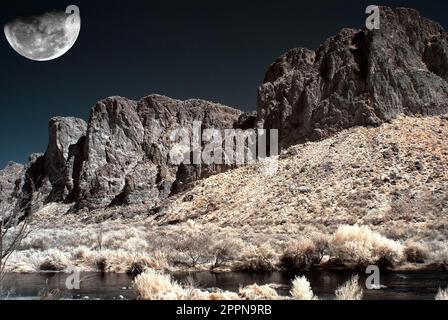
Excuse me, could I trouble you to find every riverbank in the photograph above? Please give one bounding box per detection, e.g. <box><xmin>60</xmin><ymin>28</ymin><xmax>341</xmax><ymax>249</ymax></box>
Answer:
<box><xmin>2</xmin><ymin>270</ymin><xmax>448</xmax><ymax>300</ymax></box>
<box><xmin>5</xmin><ymin>210</ymin><xmax>447</xmax><ymax>275</ymax></box>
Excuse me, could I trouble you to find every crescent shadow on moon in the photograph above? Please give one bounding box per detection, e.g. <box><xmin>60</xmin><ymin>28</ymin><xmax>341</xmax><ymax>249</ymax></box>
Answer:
<box><xmin>4</xmin><ymin>9</ymin><xmax>81</xmax><ymax>61</ymax></box>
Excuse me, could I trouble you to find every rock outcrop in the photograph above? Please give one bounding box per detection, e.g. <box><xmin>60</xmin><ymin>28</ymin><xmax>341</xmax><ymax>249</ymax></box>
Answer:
<box><xmin>77</xmin><ymin>95</ymin><xmax>241</xmax><ymax>210</ymax></box>
<box><xmin>3</xmin><ymin>6</ymin><xmax>448</xmax><ymax>215</ymax></box>
<box><xmin>0</xmin><ymin>162</ymin><xmax>24</xmax><ymax>217</ymax></box>
<box><xmin>45</xmin><ymin>117</ymin><xmax>87</xmax><ymax>203</ymax></box>
<box><xmin>258</xmin><ymin>7</ymin><xmax>448</xmax><ymax>147</ymax></box>
<box><xmin>0</xmin><ymin>94</ymin><xmax>243</xmax><ymax>213</ymax></box>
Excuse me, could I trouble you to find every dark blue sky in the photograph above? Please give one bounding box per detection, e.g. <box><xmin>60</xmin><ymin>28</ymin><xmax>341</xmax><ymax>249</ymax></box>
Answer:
<box><xmin>0</xmin><ymin>0</ymin><xmax>447</xmax><ymax>168</ymax></box>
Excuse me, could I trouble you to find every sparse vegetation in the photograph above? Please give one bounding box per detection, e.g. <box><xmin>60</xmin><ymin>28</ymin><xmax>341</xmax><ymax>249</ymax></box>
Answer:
<box><xmin>174</xmin><ymin>228</ymin><xmax>211</xmax><ymax>268</ymax></box>
<box><xmin>280</xmin><ymin>236</ymin><xmax>327</xmax><ymax>271</ymax></box>
<box><xmin>133</xmin><ymin>269</ymin><xmax>239</xmax><ymax>300</ymax></box>
<box><xmin>239</xmin><ymin>284</ymin><xmax>279</xmax><ymax>300</ymax></box>
<box><xmin>334</xmin><ymin>275</ymin><xmax>363</xmax><ymax>300</ymax></box>
<box><xmin>39</xmin><ymin>280</ymin><xmax>61</xmax><ymax>300</ymax></box>
<box><xmin>330</xmin><ymin>225</ymin><xmax>404</xmax><ymax>268</ymax></box>
<box><xmin>208</xmin><ymin>238</ymin><xmax>240</xmax><ymax>272</ymax></box>
<box><xmin>235</xmin><ymin>244</ymin><xmax>276</xmax><ymax>272</ymax></box>
<box><xmin>404</xmin><ymin>241</ymin><xmax>428</xmax><ymax>264</ymax></box>
<box><xmin>1</xmin><ymin>176</ymin><xmax>35</xmax><ymax>297</ymax></box>
<box><xmin>435</xmin><ymin>287</ymin><xmax>448</xmax><ymax>300</ymax></box>
<box><xmin>3</xmin><ymin>116</ymin><xmax>448</xmax><ymax>277</ymax></box>
<box><xmin>290</xmin><ymin>276</ymin><xmax>316</xmax><ymax>300</ymax></box>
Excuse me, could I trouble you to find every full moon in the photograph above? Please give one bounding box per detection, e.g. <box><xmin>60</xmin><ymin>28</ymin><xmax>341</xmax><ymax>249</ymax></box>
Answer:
<box><xmin>4</xmin><ymin>6</ymin><xmax>81</xmax><ymax>61</ymax></box>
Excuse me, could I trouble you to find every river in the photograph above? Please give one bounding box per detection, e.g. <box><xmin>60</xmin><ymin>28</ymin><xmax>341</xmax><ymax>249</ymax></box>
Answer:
<box><xmin>1</xmin><ymin>270</ymin><xmax>446</xmax><ymax>300</ymax></box>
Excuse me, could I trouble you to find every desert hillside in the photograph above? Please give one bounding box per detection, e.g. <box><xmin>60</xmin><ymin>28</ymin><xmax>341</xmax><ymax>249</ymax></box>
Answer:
<box><xmin>159</xmin><ymin>115</ymin><xmax>448</xmax><ymax>233</ymax></box>
<box><xmin>7</xmin><ymin>115</ymin><xmax>447</xmax><ymax>273</ymax></box>
<box><xmin>2</xmin><ymin>6</ymin><xmax>448</xmax><ymax>274</ymax></box>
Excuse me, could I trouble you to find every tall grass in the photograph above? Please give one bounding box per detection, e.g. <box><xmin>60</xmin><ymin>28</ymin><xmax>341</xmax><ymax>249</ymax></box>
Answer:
<box><xmin>334</xmin><ymin>275</ymin><xmax>363</xmax><ymax>300</ymax></box>
<box><xmin>290</xmin><ymin>276</ymin><xmax>316</xmax><ymax>300</ymax></box>
<box><xmin>239</xmin><ymin>284</ymin><xmax>279</xmax><ymax>300</ymax></box>
<box><xmin>133</xmin><ymin>269</ymin><xmax>239</xmax><ymax>300</ymax></box>
<box><xmin>435</xmin><ymin>288</ymin><xmax>448</xmax><ymax>300</ymax></box>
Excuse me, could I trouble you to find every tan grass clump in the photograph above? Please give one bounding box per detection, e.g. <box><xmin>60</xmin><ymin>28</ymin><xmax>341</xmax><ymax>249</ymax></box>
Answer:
<box><xmin>290</xmin><ymin>276</ymin><xmax>316</xmax><ymax>300</ymax></box>
<box><xmin>134</xmin><ymin>269</ymin><xmax>185</xmax><ymax>300</ymax></box>
<box><xmin>435</xmin><ymin>288</ymin><xmax>448</xmax><ymax>300</ymax></box>
<box><xmin>207</xmin><ymin>291</ymin><xmax>240</xmax><ymax>300</ymax></box>
<box><xmin>134</xmin><ymin>269</ymin><xmax>240</xmax><ymax>300</ymax></box>
<box><xmin>334</xmin><ymin>275</ymin><xmax>363</xmax><ymax>300</ymax></box>
<box><xmin>134</xmin><ymin>269</ymin><xmax>186</xmax><ymax>300</ymax></box>
<box><xmin>239</xmin><ymin>284</ymin><xmax>279</xmax><ymax>300</ymax></box>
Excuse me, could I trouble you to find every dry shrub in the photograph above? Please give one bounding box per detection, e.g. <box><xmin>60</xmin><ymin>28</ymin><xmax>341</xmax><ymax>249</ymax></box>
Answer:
<box><xmin>404</xmin><ymin>241</ymin><xmax>428</xmax><ymax>263</ymax></box>
<box><xmin>127</xmin><ymin>260</ymin><xmax>149</xmax><ymax>276</ymax></box>
<box><xmin>134</xmin><ymin>269</ymin><xmax>239</xmax><ymax>300</ymax></box>
<box><xmin>435</xmin><ymin>288</ymin><xmax>448</xmax><ymax>300</ymax></box>
<box><xmin>280</xmin><ymin>236</ymin><xmax>327</xmax><ymax>271</ymax></box>
<box><xmin>121</xmin><ymin>237</ymin><xmax>148</xmax><ymax>252</ymax></box>
<box><xmin>134</xmin><ymin>269</ymin><xmax>186</xmax><ymax>300</ymax></box>
<box><xmin>430</xmin><ymin>245</ymin><xmax>448</xmax><ymax>266</ymax></box>
<box><xmin>73</xmin><ymin>246</ymin><xmax>90</xmax><ymax>260</ymax></box>
<box><xmin>239</xmin><ymin>284</ymin><xmax>279</xmax><ymax>300</ymax></box>
<box><xmin>174</xmin><ymin>228</ymin><xmax>212</xmax><ymax>268</ymax></box>
<box><xmin>95</xmin><ymin>257</ymin><xmax>108</xmax><ymax>273</ymax></box>
<box><xmin>334</xmin><ymin>275</ymin><xmax>363</xmax><ymax>300</ymax></box>
<box><xmin>39</xmin><ymin>280</ymin><xmax>62</xmax><ymax>300</ymax></box>
<box><xmin>330</xmin><ymin>225</ymin><xmax>404</xmax><ymax>268</ymax></box>
<box><xmin>38</xmin><ymin>250</ymin><xmax>70</xmax><ymax>271</ymax></box>
<box><xmin>209</xmin><ymin>239</ymin><xmax>242</xmax><ymax>271</ymax></box>
<box><xmin>235</xmin><ymin>244</ymin><xmax>276</xmax><ymax>271</ymax></box>
<box><xmin>290</xmin><ymin>276</ymin><xmax>316</xmax><ymax>300</ymax></box>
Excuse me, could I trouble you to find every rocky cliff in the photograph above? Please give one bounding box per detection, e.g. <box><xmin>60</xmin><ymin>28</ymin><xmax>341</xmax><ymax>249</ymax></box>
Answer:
<box><xmin>2</xmin><ymin>6</ymin><xmax>448</xmax><ymax>216</ymax></box>
<box><xmin>0</xmin><ymin>95</ymin><xmax>243</xmax><ymax>213</ymax></box>
<box><xmin>258</xmin><ymin>7</ymin><xmax>448</xmax><ymax>148</ymax></box>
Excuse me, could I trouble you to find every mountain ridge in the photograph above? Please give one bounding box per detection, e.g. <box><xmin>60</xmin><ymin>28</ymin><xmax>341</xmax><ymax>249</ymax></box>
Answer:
<box><xmin>3</xmin><ymin>6</ymin><xmax>448</xmax><ymax>217</ymax></box>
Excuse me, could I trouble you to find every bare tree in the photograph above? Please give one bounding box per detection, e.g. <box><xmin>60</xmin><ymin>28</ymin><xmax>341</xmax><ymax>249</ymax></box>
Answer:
<box><xmin>0</xmin><ymin>175</ymin><xmax>36</xmax><ymax>298</ymax></box>
<box><xmin>209</xmin><ymin>239</ymin><xmax>239</xmax><ymax>272</ymax></box>
<box><xmin>175</xmin><ymin>231</ymin><xmax>211</xmax><ymax>268</ymax></box>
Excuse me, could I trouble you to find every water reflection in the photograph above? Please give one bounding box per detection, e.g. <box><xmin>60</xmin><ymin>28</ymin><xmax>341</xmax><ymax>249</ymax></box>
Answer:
<box><xmin>2</xmin><ymin>270</ymin><xmax>447</xmax><ymax>300</ymax></box>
